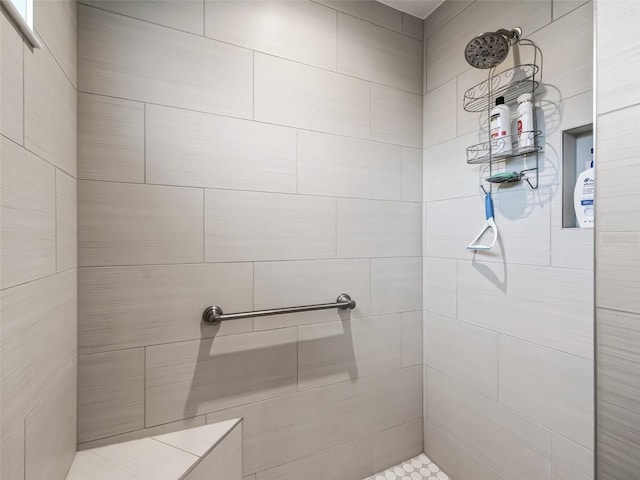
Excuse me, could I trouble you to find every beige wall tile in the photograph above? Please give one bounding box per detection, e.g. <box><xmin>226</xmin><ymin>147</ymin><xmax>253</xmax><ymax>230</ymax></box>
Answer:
<box><xmin>499</xmin><ymin>335</ymin><xmax>594</xmax><ymax>448</ymax></box>
<box><xmin>204</xmin><ymin>0</ymin><xmax>336</xmax><ymax>70</ymax></box>
<box><xmin>337</xmin><ymin>198</ymin><xmax>422</xmax><ymax>258</ymax></box>
<box><xmin>1</xmin><ymin>15</ymin><xmax>23</xmax><ymax>144</ymax></box>
<box><xmin>298</xmin><ymin>314</ymin><xmax>403</xmax><ymax>390</ymax></box>
<box><xmin>373</xmin><ymin>420</ymin><xmax>423</xmax><ymax>472</ymax></box>
<box><xmin>34</xmin><ymin>0</ymin><xmax>77</xmax><ymax>85</ymax></box>
<box><xmin>596</xmin><ymin>0</ymin><xmax>640</xmax><ymax>114</ymax></box>
<box><xmin>552</xmin><ymin>433</ymin><xmax>593</xmax><ymax>480</ymax></box>
<box><xmin>297</xmin><ymin>130</ymin><xmax>403</xmax><ymax>201</ymax></box>
<box><xmin>205</xmin><ymin>189</ymin><xmax>335</xmax><ymax>262</ymax></box>
<box><xmin>425</xmin><ymin>190</ymin><xmax>552</xmax><ymax>266</ymax></box>
<box><xmin>152</xmin><ymin>418</ymin><xmax>240</xmax><ymax>457</ymax></box>
<box><xmin>424</xmin><ymin>0</ymin><xmax>473</xmax><ymax>39</ymax></box>
<box><xmin>424</xmin><ymin>312</ymin><xmax>499</xmax><ymax>399</ymax></box>
<box><xmin>596</xmin><ymin>232</ymin><xmax>640</xmax><ymax>315</ymax></box>
<box><xmin>56</xmin><ymin>170</ymin><xmax>77</xmax><ymax>271</ymax></box>
<box><xmin>401</xmin><ymin>147</ymin><xmax>423</xmax><ymax>202</ymax></box>
<box><xmin>337</xmin><ymin>13</ymin><xmax>422</xmax><ymax>94</ymax></box>
<box><xmin>254</xmin><ymin>53</ymin><xmax>370</xmax><ymax>139</ymax></box>
<box><xmin>24</xmin><ymin>39</ymin><xmax>77</xmax><ymax>177</ymax></box>
<box><xmin>184</xmin><ymin>422</ymin><xmax>243</xmax><ymax>480</ymax></box>
<box><xmin>401</xmin><ymin>311</ymin><xmax>422</xmax><ymax>367</ymax></box>
<box><xmin>78</xmin><ymin>349</ymin><xmax>145</xmax><ymax>443</ymax></box>
<box><xmin>426</xmin><ymin>367</ymin><xmax>552</xmax><ymax>480</ymax></box>
<box><xmin>597</xmin><ymin>399</ymin><xmax>640</xmax><ymax>479</ymax></box>
<box><xmin>146</xmin><ymin>105</ymin><xmax>296</xmax><ymax>193</ymax></box>
<box><xmin>423</xmin><ymin>420</ymin><xmax>462</xmax><ymax>479</ymax></box>
<box><xmin>252</xmin><ymin>259</ymin><xmax>370</xmax><ymax>330</ymax></box>
<box><xmin>256</xmin><ymin>437</ymin><xmax>372</xmax><ymax>480</ymax></box>
<box><xmin>0</xmin><ymin>270</ymin><xmax>77</xmax><ymax>441</ymax></box>
<box><xmin>553</xmin><ymin>0</ymin><xmax>590</xmax><ymax>20</ymax></box>
<box><xmin>371</xmin><ymin>84</ymin><xmax>422</xmax><ymax>148</ymax></box>
<box><xmin>458</xmin><ymin>261</ymin><xmax>593</xmax><ymax>359</ymax></box>
<box><xmin>25</xmin><ymin>364</ymin><xmax>76</xmax><ymax>480</ymax></box>
<box><xmin>79</xmin><ymin>263</ymin><xmax>253</xmax><ymax>354</ymax></box>
<box><xmin>423</xmin><ymin>257</ymin><xmax>457</xmax><ymax>318</ymax></box>
<box><xmin>596</xmin><ymin>106</ymin><xmax>640</xmax><ymax>232</ymax></box>
<box><xmin>0</xmin><ymin>424</ymin><xmax>25</xmax><ymax>480</ymax></box>
<box><xmin>146</xmin><ymin>328</ymin><xmax>298</xmax><ymax>426</ymax></box>
<box><xmin>1</xmin><ymin>138</ymin><xmax>56</xmax><ymax>289</ymax></box>
<box><xmin>81</xmin><ymin>0</ymin><xmax>205</xmax><ymax>34</ymax></box>
<box><xmin>78</xmin><ymin>181</ymin><xmax>204</xmax><ymax>266</ymax></box>
<box><xmin>78</xmin><ymin>93</ymin><xmax>145</xmax><ymax>183</ymax></box>
<box><xmin>423</xmin><ymin>78</ymin><xmax>457</xmax><ymax>148</ymax></box>
<box><xmin>78</xmin><ymin>5</ymin><xmax>252</xmax><ymax>118</ymax></box>
<box><xmin>371</xmin><ymin>257</ymin><xmax>422</xmax><ymax>315</ymax></box>
<box><xmin>206</xmin><ymin>366</ymin><xmax>422</xmax><ymax>475</ymax></box>
<box><xmin>402</xmin><ymin>13</ymin><xmax>423</xmax><ymax>40</ymax></box>
<box><xmin>316</xmin><ymin>0</ymin><xmax>402</xmax><ymax>33</ymax></box>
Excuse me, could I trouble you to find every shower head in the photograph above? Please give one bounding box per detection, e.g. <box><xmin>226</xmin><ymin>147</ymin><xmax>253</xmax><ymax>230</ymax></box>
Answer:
<box><xmin>464</xmin><ymin>28</ymin><xmax>522</xmax><ymax>69</ymax></box>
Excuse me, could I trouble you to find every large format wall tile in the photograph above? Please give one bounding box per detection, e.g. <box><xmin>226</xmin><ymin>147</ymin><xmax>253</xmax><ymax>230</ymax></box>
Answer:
<box><xmin>1</xmin><ymin>138</ymin><xmax>56</xmax><ymax>289</ymax></box>
<box><xmin>423</xmin><ymin>257</ymin><xmax>457</xmax><ymax>318</ymax></box>
<box><xmin>147</xmin><ymin>105</ymin><xmax>296</xmax><ymax>193</ymax></box>
<box><xmin>337</xmin><ymin>198</ymin><xmax>422</xmax><ymax>258</ymax></box>
<box><xmin>205</xmin><ymin>189</ymin><xmax>335</xmax><ymax>262</ymax></box>
<box><xmin>373</xmin><ymin>420</ymin><xmax>423</xmax><ymax>472</ymax></box>
<box><xmin>458</xmin><ymin>261</ymin><xmax>593</xmax><ymax>359</ymax></box>
<box><xmin>254</xmin><ymin>53</ymin><xmax>370</xmax><ymax>138</ymax></box>
<box><xmin>78</xmin><ymin>93</ymin><xmax>145</xmax><ymax>183</ymax></box>
<box><xmin>56</xmin><ymin>170</ymin><xmax>77</xmax><ymax>272</ymax></box>
<box><xmin>597</xmin><ymin>399</ymin><xmax>640</xmax><ymax>479</ymax></box>
<box><xmin>423</xmin><ymin>78</ymin><xmax>457</xmax><ymax>148</ymax></box>
<box><xmin>316</xmin><ymin>0</ymin><xmax>403</xmax><ymax>33</ymax></box>
<box><xmin>78</xmin><ymin>5</ymin><xmax>252</xmax><ymax>118</ymax></box>
<box><xmin>146</xmin><ymin>328</ymin><xmax>298</xmax><ymax>426</ymax></box>
<box><xmin>80</xmin><ymin>0</ymin><xmax>205</xmax><ymax>34</ymax></box>
<box><xmin>78</xmin><ymin>349</ymin><xmax>144</xmax><ymax>443</ymax></box>
<box><xmin>370</xmin><ymin>257</ymin><xmax>422</xmax><ymax>315</ymax></box>
<box><xmin>79</xmin><ymin>263</ymin><xmax>253</xmax><ymax>354</ymax></box>
<box><xmin>423</xmin><ymin>0</ymin><xmax>473</xmax><ymax>40</ymax></box>
<box><xmin>297</xmin><ymin>130</ymin><xmax>403</xmax><ymax>201</ymax></box>
<box><xmin>552</xmin><ymin>433</ymin><xmax>594</xmax><ymax>480</ymax></box>
<box><xmin>256</xmin><ymin>436</ymin><xmax>373</xmax><ymax>480</ymax></box>
<box><xmin>401</xmin><ymin>311</ymin><xmax>422</xmax><ymax>367</ymax></box>
<box><xmin>0</xmin><ymin>15</ymin><xmax>23</xmax><ymax>144</ymax></box>
<box><xmin>205</xmin><ymin>0</ymin><xmax>336</xmax><ymax>70</ymax></box>
<box><xmin>24</xmin><ymin>39</ymin><xmax>77</xmax><ymax>176</ymax></box>
<box><xmin>337</xmin><ymin>13</ymin><xmax>422</xmax><ymax>94</ymax></box>
<box><xmin>0</xmin><ymin>423</ymin><xmax>24</xmax><ymax>480</ymax></box>
<box><xmin>499</xmin><ymin>336</ymin><xmax>594</xmax><ymax>448</ymax></box>
<box><xmin>426</xmin><ymin>368</ymin><xmax>552</xmax><ymax>480</ymax></box>
<box><xmin>253</xmin><ymin>259</ymin><xmax>370</xmax><ymax>330</ymax></box>
<box><xmin>423</xmin><ymin>312</ymin><xmax>498</xmax><ymax>399</ymax></box>
<box><xmin>0</xmin><ymin>271</ymin><xmax>77</xmax><ymax>441</ymax></box>
<box><xmin>298</xmin><ymin>315</ymin><xmax>403</xmax><ymax>390</ymax></box>
<box><xmin>34</xmin><ymin>0</ymin><xmax>77</xmax><ymax>85</ymax></box>
<box><xmin>206</xmin><ymin>366</ymin><xmax>422</xmax><ymax>474</ymax></box>
<box><xmin>79</xmin><ymin>181</ymin><xmax>203</xmax><ymax>266</ymax></box>
<box><xmin>596</xmin><ymin>232</ymin><xmax>640</xmax><ymax>315</ymax></box>
<box><xmin>401</xmin><ymin>148</ymin><xmax>423</xmax><ymax>202</ymax></box>
<box><xmin>371</xmin><ymin>84</ymin><xmax>422</xmax><ymax>148</ymax></box>
<box><xmin>25</xmin><ymin>364</ymin><xmax>76</xmax><ymax>480</ymax></box>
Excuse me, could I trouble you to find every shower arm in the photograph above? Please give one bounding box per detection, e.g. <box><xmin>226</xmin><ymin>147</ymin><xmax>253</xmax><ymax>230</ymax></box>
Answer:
<box><xmin>202</xmin><ymin>294</ymin><xmax>356</xmax><ymax>325</ymax></box>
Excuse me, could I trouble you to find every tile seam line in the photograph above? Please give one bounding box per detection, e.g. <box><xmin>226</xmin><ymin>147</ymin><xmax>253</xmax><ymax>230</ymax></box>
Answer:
<box><xmin>1</xmin><ymin>133</ymin><xmax>77</xmax><ymax>179</ymax></box>
<box><xmin>78</xmin><ymin>310</ymin><xmax>425</xmax><ymax>356</ymax></box>
<box><xmin>423</xmin><ymin>0</ymin><xmax>477</xmax><ymax>42</ymax></box>
<box><xmin>77</xmin><ymin>178</ymin><xmax>423</xmax><ymax>205</ymax></box>
<box><xmin>0</xmin><ymin>267</ymin><xmax>77</xmax><ymax>293</ymax></box>
<box><xmin>597</xmin><ymin>306</ymin><xmax>640</xmax><ymax>317</ymax></box>
<box><xmin>76</xmin><ymin>90</ymin><xmax>422</xmax><ymax>150</ymax></box>
<box><xmin>78</xmin><ymin>4</ymin><xmax>422</xmax><ymax>96</ymax></box>
<box><xmin>32</xmin><ymin>25</ymin><xmax>77</xmax><ymax>90</ymax></box>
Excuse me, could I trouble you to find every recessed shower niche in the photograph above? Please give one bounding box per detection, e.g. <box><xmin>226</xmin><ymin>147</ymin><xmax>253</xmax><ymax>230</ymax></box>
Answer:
<box><xmin>562</xmin><ymin>124</ymin><xmax>594</xmax><ymax>228</ymax></box>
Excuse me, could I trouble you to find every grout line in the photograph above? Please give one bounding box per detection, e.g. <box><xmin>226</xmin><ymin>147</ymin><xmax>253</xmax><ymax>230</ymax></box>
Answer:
<box><xmin>202</xmin><ymin>188</ymin><xmax>206</xmax><ymax>262</ymax></box>
<box><xmin>143</xmin><ymin>103</ymin><xmax>147</xmax><ymax>184</ymax></box>
<box><xmin>54</xmin><ymin>168</ymin><xmax>58</xmax><ymax>273</ymax></box>
<box><xmin>1</xmin><ymin>133</ymin><xmax>76</xmax><ymax>179</ymax></box>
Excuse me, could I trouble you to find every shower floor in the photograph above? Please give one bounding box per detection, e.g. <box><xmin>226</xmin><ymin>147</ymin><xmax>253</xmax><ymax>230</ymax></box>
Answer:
<box><xmin>364</xmin><ymin>453</ymin><xmax>449</xmax><ymax>480</ymax></box>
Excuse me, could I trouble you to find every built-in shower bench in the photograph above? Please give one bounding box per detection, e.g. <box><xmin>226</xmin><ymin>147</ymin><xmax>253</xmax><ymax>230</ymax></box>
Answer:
<box><xmin>65</xmin><ymin>418</ymin><xmax>242</xmax><ymax>480</ymax></box>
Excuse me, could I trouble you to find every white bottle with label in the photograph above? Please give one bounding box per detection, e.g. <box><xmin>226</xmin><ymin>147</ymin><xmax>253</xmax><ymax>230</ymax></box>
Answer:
<box><xmin>490</xmin><ymin>96</ymin><xmax>512</xmax><ymax>156</ymax></box>
<box><xmin>574</xmin><ymin>148</ymin><xmax>595</xmax><ymax>228</ymax></box>
<box><xmin>516</xmin><ymin>93</ymin><xmax>534</xmax><ymax>149</ymax></box>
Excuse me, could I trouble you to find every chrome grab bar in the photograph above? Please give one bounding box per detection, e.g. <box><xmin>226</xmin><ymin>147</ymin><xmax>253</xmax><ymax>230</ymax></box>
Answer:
<box><xmin>202</xmin><ymin>294</ymin><xmax>356</xmax><ymax>325</ymax></box>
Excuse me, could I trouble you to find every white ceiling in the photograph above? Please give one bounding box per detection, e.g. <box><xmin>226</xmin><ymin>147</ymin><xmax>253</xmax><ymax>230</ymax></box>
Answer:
<box><xmin>377</xmin><ymin>0</ymin><xmax>445</xmax><ymax>19</ymax></box>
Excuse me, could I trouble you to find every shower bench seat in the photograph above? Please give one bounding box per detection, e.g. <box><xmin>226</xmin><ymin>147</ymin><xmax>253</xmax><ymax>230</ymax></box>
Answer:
<box><xmin>65</xmin><ymin>418</ymin><xmax>242</xmax><ymax>480</ymax></box>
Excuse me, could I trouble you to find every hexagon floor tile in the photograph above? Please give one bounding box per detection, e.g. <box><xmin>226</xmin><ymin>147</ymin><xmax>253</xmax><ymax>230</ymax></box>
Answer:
<box><xmin>364</xmin><ymin>453</ymin><xmax>449</xmax><ymax>480</ymax></box>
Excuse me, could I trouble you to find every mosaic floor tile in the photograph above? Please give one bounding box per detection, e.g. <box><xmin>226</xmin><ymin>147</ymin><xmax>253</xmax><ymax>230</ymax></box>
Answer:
<box><xmin>364</xmin><ymin>453</ymin><xmax>449</xmax><ymax>480</ymax></box>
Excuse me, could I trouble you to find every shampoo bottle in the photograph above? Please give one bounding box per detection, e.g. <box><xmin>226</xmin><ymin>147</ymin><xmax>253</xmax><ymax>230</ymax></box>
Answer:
<box><xmin>490</xmin><ymin>96</ymin><xmax>512</xmax><ymax>155</ymax></box>
<box><xmin>574</xmin><ymin>148</ymin><xmax>595</xmax><ymax>228</ymax></box>
<box><xmin>516</xmin><ymin>93</ymin><xmax>534</xmax><ymax>149</ymax></box>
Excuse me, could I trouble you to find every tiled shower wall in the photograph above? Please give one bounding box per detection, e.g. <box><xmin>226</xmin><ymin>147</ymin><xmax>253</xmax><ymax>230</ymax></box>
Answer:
<box><xmin>595</xmin><ymin>1</ymin><xmax>640</xmax><ymax>478</ymax></box>
<box><xmin>76</xmin><ymin>1</ymin><xmax>424</xmax><ymax>478</ymax></box>
<box><xmin>422</xmin><ymin>1</ymin><xmax>594</xmax><ymax>479</ymax></box>
<box><xmin>0</xmin><ymin>2</ymin><xmax>77</xmax><ymax>479</ymax></box>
